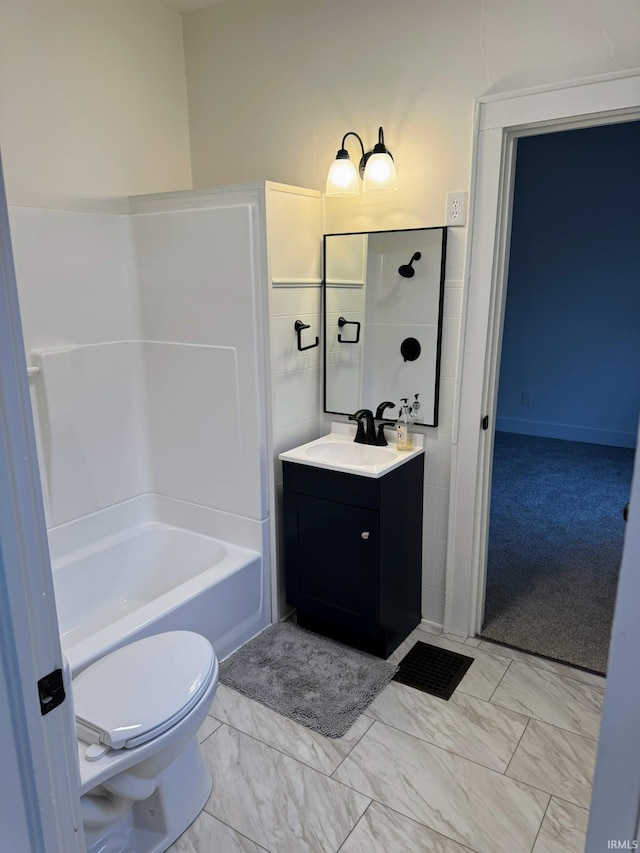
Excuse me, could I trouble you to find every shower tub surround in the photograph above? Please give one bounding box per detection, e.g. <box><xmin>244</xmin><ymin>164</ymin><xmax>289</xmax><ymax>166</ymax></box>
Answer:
<box><xmin>10</xmin><ymin>186</ymin><xmax>273</xmax><ymax>663</ymax></box>
<box><xmin>51</xmin><ymin>495</ymin><xmax>266</xmax><ymax>675</ymax></box>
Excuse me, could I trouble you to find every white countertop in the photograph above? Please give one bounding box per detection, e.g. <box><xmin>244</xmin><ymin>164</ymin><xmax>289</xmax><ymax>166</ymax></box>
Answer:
<box><xmin>279</xmin><ymin>422</ymin><xmax>424</xmax><ymax>479</ymax></box>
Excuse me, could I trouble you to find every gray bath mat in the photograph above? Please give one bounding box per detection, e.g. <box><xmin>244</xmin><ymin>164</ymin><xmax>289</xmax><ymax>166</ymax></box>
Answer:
<box><xmin>219</xmin><ymin>621</ymin><xmax>398</xmax><ymax>738</ymax></box>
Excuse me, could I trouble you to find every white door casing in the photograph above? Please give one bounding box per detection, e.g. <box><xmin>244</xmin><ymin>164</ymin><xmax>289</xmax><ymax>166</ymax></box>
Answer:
<box><xmin>446</xmin><ymin>68</ymin><xmax>640</xmax><ymax>637</ymax></box>
<box><xmin>0</xmin><ymin>150</ymin><xmax>84</xmax><ymax>851</ymax></box>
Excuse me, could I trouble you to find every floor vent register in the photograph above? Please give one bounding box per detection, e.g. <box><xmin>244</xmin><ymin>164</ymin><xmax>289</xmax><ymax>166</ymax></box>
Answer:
<box><xmin>393</xmin><ymin>641</ymin><xmax>474</xmax><ymax>700</ymax></box>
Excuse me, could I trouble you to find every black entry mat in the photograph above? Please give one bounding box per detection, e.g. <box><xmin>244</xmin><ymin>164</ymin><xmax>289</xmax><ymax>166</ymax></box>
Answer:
<box><xmin>393</xmin><ymin>641</ymin><xmax>474</xmax><ymax>700</ymax></box>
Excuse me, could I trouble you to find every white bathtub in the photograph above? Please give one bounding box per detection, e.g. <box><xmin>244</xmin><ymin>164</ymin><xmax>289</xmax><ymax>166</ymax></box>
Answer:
<box><xmin>49</xmin><ymin>497</ymin><xmax>267</xmax><ymax>675</ymax></box>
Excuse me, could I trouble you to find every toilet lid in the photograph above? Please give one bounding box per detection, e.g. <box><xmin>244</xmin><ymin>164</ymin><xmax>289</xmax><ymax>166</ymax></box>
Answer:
<box><xmin>73</xmin><ymin>631</ymin><xmax>215</xmax><ymax>751</ymax></box>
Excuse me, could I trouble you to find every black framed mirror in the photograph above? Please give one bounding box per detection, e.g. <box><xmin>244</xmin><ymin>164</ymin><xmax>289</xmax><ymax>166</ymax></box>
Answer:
<box><xmin>323</xmin><ymin>226</ymin><xmax>447</xmax><ymax>426</ymax></box>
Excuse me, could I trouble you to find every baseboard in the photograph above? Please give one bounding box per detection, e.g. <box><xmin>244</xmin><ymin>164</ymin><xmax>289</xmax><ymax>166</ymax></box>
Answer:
<box><xmin>420</xmin><ymin>617</ymin><xmax>444</xmax><ymax>632</ymax></box>
<box><xmin>495</xmin><ymin>417</ymin><xmax>636</xmax><ymax>449</ymax></box>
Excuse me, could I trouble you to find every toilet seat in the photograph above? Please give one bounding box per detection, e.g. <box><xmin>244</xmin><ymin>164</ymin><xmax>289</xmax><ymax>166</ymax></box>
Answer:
<box><xmin>73</xmin><ymin>631</ymin><xmax>215</xmax><ymax>752</ymax></box>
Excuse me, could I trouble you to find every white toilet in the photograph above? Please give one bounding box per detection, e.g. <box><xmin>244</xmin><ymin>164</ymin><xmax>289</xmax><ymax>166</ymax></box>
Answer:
<box><xmin>70</xmin><ymin>630</ymin><xmax>219</xmax><ymax>853</ymax></box>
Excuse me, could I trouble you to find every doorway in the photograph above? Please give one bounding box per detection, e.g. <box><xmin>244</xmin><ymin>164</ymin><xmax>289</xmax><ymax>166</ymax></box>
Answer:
<box><xmin>480</xmin><ymin>122</ymin><xmax>640</xmax><ymax>673</ymax></box>
<box><xmin>446</xmin><ymin>70</ymin><xmax>640</xmax><ymax>643</ymax></box>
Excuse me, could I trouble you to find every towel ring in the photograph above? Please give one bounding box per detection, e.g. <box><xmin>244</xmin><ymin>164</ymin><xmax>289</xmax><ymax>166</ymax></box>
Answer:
<box><xmin>337</xmin><ymin>316</ymin><xmax>361</xmax><ymax>344</ymax></box>
<box><xmin>295</xmin><ymin>320</ymin><xmax>319</xmax><ymax>352</ymax></box>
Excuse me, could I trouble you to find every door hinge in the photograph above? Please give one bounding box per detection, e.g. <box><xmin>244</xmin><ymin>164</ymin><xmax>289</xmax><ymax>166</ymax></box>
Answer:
<box><xmin>482</xmin><ymin>415</ymin><xmax>489</xmax><ymax>430</ymax></box>
<box><xmin>38</xmin><ymin>668</ymin><xmax>65</xmax><ymax>715</ymax></box>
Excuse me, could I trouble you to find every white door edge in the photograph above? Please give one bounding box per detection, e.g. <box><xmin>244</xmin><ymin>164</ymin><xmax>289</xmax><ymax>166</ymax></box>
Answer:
<box><xmin>585</xmin><ymin>438</ymin><xmax>640</xmax><ymax>850</ymax></box>
<box><xmin>0</xmin><ymin>151</ymin><xmax>84</xmax><ymax>851</ymax></box>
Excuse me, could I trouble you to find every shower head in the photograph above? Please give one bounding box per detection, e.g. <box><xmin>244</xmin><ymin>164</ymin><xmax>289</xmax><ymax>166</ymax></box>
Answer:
<box><xmin>398</xmin><ymin>251</ymin><xmax>422</xmax><ymax>278</ymax></box>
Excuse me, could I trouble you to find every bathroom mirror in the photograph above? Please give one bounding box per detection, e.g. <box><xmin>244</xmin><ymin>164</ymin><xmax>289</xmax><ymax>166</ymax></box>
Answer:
<box><xmin>323</xmin><ymin>226</ymin><xmax>447</xmax><ymax>426</ymax></box>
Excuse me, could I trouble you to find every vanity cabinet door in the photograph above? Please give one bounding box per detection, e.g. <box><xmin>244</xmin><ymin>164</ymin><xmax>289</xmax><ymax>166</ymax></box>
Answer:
<box><xmin>285</xmin><ymin>491</ymin><xmax>379</xmax><ymax>635</ymax></box>
<box><xmin>282</xmin><ymin>453</ymin><xmax>423</xmax><ymax>657</ymax></box>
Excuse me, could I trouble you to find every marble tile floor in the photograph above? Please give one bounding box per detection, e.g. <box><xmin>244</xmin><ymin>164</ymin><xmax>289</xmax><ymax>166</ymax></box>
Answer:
<box><xmin>169</xmin><ymin>623</ymin><xmax>604</xmax><ymax>853</ymax></box>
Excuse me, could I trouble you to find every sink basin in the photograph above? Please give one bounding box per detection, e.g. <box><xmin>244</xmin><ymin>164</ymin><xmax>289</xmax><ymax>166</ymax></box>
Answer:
<box><xmin>305</xmin><ymin>442</ymin><xmax>396</xmax><ymax>467</ymax></box>
<box><xmin>279</xmin><ymin>425</ymin><xmax>424</xmax><ymax>478</ymax></box>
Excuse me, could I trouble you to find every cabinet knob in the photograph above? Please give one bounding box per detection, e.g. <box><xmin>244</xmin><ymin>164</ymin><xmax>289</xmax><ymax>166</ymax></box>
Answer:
<box><xmin>361</xmin><ymin>531</ymin><xmax>370</xmax><ymax>540</ymax></box>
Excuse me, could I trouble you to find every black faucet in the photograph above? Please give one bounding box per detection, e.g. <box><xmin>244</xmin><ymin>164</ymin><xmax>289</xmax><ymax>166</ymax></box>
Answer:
<box><xmin>375</xmin><ymin>401</ymin><xmax>395</xmax><ymax>420</ymax></box>
<box><xmin>349</xmin><ymin>409</ymin><xmax>376</xmax><ymax>445</ymax></box>
<box><xmin>373</xmin><ymin>401</ymin><xmax>396</xmax><ymax>446</ymax></box>
<box><xmin>374</xmin><ymin>419</ymin><xmax>396</xmax><ymax>446</ymax></box>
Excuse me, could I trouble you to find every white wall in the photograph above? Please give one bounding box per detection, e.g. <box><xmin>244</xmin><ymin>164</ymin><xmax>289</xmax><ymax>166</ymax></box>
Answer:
<box><xmin>417</xmin><ymin>246</ymin><xmax>463</xmax><ymax>622</ymax></box>
<box><xmin>182</xmin><ymin>0</ymin><xmax>640</xmax><ymax>624</ymax></box>
<box><xmin>183</xmin><ymin>0</ymin><xmax>640</xmax><ymax>233</ymax></box>
<box><xmin>0</xmin><ymin>0</ymin><xmax>192</xmax><ymax>197</ymax></box>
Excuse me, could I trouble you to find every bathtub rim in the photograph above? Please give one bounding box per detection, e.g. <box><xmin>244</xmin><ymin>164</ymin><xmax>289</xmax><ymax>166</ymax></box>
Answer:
<box><xmin>50</xmin><ymin>495</ymin><xmax>268</xmax><ymax>677</ymax></box>
<box><xmin>62</xmin><ymin>536</ymin><xmax>263</xmax><ymax>676</ymax></box>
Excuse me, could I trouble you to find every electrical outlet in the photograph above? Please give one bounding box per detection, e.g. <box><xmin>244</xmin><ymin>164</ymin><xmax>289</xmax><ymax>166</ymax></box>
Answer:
<box><xmin>445</xmin><ymin>191</ymin><xmax>468</xmax><ymax>227</ymax></box>
<box><xmin>521</xmin><ymin>391</ymin><xmax>532</xmax><ymax>406</ymax></box>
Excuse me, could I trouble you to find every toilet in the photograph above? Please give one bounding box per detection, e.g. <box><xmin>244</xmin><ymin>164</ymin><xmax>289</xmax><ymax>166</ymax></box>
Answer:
<box><xmin>70</xmin><ymin>630</ymin><xmax>219</xmax><ymax>853</ymax></box>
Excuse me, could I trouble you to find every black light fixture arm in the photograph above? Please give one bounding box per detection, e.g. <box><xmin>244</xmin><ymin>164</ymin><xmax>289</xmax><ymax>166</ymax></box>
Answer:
<box><xmin>369</xmin><ymin>127</ymin><xmax>394</xmax><ymax>165</ymax></box>
<box><xmin>335</xmin><ymin>128</ymin><xmax>393</xmax><ymax>178</ymax></box>
<box><xmin>339</xmin><ymin>131</ymin><xmax>366</xmax><ymax>158</ymax></box>
<box><xmin>335</xmin><ymin>132</ymin><xmax>367</xmax><ymax>176</ymax></box>
<box><xmin>373</xmin><ymin>126</ymin><xmax>387</xmax><ymax>152</ymax></box>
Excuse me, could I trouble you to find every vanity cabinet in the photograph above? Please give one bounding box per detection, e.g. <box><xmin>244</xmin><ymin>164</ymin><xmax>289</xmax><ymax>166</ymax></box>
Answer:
<box><xmin>283</xmin><ymin>454</ymin><xmax>424</xmax><ymax>658</ymax></box>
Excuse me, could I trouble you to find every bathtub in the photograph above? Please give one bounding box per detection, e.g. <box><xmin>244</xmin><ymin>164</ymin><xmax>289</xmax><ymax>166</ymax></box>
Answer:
<box><xmin>49</xmin><ymin>497</ymin><xmax>267</xmax><ymax>675</ymax></box>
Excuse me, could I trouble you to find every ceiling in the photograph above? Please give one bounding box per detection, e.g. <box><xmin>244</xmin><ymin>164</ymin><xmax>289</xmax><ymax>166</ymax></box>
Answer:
<box><xmin>161</xmin><ymin>0</ymin><xmax>227</xmax><ymax>12</ymax></box>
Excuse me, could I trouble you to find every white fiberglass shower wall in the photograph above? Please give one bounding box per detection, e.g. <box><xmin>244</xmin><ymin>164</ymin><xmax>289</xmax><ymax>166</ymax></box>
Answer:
<box><xmin>9</xmin><ymin>185</ymin><xmax>272</xmax><ymax>662</ymax></box>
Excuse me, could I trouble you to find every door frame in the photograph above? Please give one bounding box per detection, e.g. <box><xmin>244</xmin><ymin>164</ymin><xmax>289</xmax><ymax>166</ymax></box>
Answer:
<box><xmin>0</xmin><ymin>151</ymin><xmax>85</xmax><ymax>850</ymax></box>
<box><xmin>445</xmin><ymin>68</ymin><xmax>640</xmax><ymax>638</ymax></box>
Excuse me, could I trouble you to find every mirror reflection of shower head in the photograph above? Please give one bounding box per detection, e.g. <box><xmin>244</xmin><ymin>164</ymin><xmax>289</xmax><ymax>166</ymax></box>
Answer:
<box><xmin>398</xmin><ymin>251</ymin><xmax>422</xmax><ymax>278</ymax></box>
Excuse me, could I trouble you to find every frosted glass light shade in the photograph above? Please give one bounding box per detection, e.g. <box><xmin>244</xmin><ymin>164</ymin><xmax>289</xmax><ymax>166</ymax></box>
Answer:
<box><xmin>326</xmin><ymin>157</ymin><xmax>360</xmax><ymax>196</ymax></box>
<box><xmin>362</xmin><ymin>153</ymin><xmax>398</xmax><ymax>193</ymax></box>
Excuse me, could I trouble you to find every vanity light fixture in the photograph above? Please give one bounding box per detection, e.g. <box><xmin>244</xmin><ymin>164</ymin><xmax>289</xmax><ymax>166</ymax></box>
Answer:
<box><xmin>325</xmin><ymin>126</ymin><xmax>398</xmax><ymax>197</ymax></box>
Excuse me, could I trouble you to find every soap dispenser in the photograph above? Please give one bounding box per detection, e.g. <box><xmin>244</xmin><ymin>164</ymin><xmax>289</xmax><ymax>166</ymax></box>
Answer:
<box><xmin>410</xmin><ymin>393</ymin><xmax>424</xmax><ymax>425</ymax></box>
<box><xmin>396</xmin><ymin>398</ymin><xmax>414</xmax><ymax>451</ymax></box>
